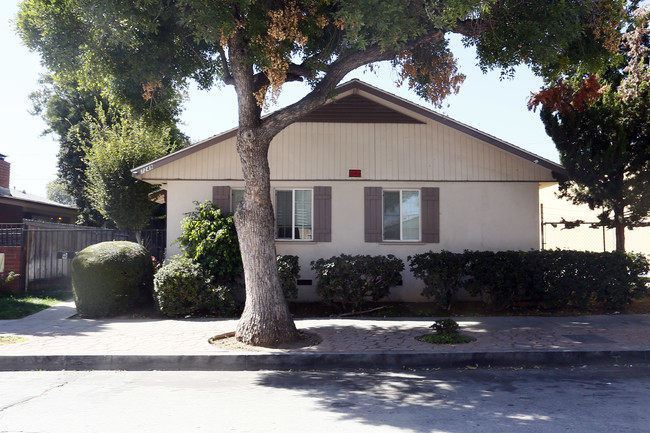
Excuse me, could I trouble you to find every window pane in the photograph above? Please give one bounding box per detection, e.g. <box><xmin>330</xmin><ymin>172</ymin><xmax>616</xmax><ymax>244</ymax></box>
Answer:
<box><xmin>294</xmin><ymin>190</ymin><xmax>312</xmax><ymax>240</ymax></box>
<box><xmin>231</xmin><ymin>189</ymin><xmax>244</xmax><ymax>212</ymax></box>
<box><xmin>275</xmin><ymin>190</ymin><xmax>292</xmax><ymax>239</ymax></box>
<box><xmin>402</xmin><ymin>190</ymin><xmax>420</xmax><ymax>241</ymax></box>
<box><xmin>383</xmin><ymin>191</ymin><xmax>400</xmax><ymax>240</ymax></box>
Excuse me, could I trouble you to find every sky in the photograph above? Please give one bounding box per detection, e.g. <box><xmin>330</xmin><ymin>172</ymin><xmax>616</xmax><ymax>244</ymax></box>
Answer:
<box><xmin>2</xmin><ymin>1</ymin><xmax>558</xmax><ymax>199</ymax></box>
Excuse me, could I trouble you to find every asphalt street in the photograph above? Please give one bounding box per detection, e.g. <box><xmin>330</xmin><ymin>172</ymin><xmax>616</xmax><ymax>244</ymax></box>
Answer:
<box><xmin>0</xmin><ymin>365</ymin><xmax>648</xmax><ymax>433</ymax></box>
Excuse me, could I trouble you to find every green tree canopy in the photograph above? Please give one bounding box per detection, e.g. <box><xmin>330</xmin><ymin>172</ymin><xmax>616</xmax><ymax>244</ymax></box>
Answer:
<box><xmin>17</xmin><ymin>0</ymin><xmax>629</xmax><ymax>346</ymax></box>
<box><xmin>46</xmin><ymin>179</ymin><xmax>75</xmax><ymax>207</ymax></box>
<box><xmin>85</xmin><ymin>110</ymin><xmax>179</xmax><ymax>233</ymax></box>
<box><xmin>30</xmin><ymin>75</ymin><xmax>187</xmax><ymax>225</ymax></box>
<box><xmin>529</xmin><ymin>6</ymin><xmax>650</xmax><ymax>251</ymax></box>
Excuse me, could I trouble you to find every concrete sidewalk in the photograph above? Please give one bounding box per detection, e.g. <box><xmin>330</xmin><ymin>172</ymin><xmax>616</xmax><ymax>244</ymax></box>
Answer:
<box><xmin>1</xmin><ymin>301</ymin><xmax>649</xmax><ymax>370</ymax></box>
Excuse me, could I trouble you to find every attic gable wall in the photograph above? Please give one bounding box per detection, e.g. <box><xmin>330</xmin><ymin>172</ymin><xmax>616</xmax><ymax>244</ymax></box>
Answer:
<box><xmin>139</xmin><ymin>118</ymin><xmax>555</xmax><ymax>183</ymax></box>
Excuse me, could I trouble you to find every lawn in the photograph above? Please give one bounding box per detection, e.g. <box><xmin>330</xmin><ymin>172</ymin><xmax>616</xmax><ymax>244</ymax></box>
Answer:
<box><xmin>0</xmin><ymin>292</ymin><xmax>71</xmax><ymax>320</ymax></box>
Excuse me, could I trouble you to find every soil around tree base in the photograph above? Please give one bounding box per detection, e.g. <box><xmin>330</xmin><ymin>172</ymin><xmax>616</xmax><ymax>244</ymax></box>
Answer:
<box><xmin>209</xmin><ymin>330</ymin><xmax>322</xmax><ymax>351</ymax></box>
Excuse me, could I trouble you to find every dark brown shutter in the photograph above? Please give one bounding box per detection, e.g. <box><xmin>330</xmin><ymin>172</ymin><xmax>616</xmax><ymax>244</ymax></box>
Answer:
<box><xmin>421</xmin><ymin>187</ymin><xmax>440</xmax><ymax>243</ymax></box>
<box><xmin>313</xmin><ymin>186</ymin><xmax>332</xmax><ymax>242</ymax></box>
<box><xmin>212</xmin><ymin>186</ymin><xmax>231</xmax><ymax>214</ymax></box>
<box><xmin>364</xmin><ymin>187</ymin><xmax>383</xmax><ymax>242</ymax></box>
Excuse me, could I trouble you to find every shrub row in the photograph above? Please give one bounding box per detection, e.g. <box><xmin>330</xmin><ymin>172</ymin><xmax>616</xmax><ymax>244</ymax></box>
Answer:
<box><xmin>153</xmin><ymin>254</ymin><xmax>301</xmax><ymax>317</ymax></box>
<box><xmin>409</xmin><ymin>250</ymin><xmax>649</xmax><ymax>311</ymax></box>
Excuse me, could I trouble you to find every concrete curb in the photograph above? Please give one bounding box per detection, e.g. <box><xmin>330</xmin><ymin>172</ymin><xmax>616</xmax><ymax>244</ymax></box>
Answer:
<box><xmin>1</xmin><ymin>349</ymin><xmax>649</xmax><ymax>371</ymax></box>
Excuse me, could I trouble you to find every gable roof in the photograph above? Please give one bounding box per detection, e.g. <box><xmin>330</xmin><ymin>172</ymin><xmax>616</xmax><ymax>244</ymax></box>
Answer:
<box><xmin>133</xmin><ymin>79</ymin><xmax>564</xmax><ymax>178</ymax></box>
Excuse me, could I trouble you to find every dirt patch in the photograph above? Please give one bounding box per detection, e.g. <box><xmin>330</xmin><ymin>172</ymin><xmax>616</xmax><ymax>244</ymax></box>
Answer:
<box><xmin>209</xmin><ymin>330</ymin><xmax>322</xmax><ymax>352</ymax></box>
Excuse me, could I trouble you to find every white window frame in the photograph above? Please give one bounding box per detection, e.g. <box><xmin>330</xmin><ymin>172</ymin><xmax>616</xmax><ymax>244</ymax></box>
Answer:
<box><xmin>382</xmin><ymin>189</ymin><xmax>421</xmax><ymax>242</ymax></box>
<box><xmin>274</xmin><ymin>188</ymin><xmax>314</xmax><ymax>241</ymax></box>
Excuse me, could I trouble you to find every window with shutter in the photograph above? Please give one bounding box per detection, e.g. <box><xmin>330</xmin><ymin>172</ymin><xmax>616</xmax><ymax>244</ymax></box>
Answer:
<box><xmin>364</xmin><ymin>186</ymin><xmax>439</xmax><ymax>243</ymax></box>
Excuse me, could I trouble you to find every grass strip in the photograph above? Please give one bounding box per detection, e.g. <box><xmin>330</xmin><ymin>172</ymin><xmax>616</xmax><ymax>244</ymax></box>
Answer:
<box><xmin>0</xmin><ymin>292</ymin><xmax>71</xmax><ymax>320</ymax></box>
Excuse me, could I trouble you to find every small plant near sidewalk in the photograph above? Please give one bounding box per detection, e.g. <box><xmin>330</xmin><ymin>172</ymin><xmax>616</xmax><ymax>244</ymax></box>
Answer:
<box><xmin>418</xmin><ymin>318</ymin><xmax>475</xmax><ymax>345</ymax></box>
<box><xmin>1</xmin><ymin>271</ymin><xmax>20</xmax><ymax>288</ymax></box>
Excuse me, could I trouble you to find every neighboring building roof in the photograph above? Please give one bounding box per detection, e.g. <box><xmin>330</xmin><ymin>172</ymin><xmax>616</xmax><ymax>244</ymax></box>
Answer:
<box><xmin>133</xmin><ymin>79</ymin><xmax>564</xmax><ymax>177</ymax></box>
<box><xmin>0</xmin><ymin>187</ymin><xmax>78</xmax><ymax>223</ymax></box>
<box><xmin>1</xmin><ymin>187</ymin><xmax>75</xmax><ymax>209</ymax></box>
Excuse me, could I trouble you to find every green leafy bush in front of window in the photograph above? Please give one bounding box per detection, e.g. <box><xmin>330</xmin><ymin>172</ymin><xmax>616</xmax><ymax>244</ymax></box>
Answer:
<box><xmin>176</xmin><ymin>201</ymin><xmax>243</xmax><ymax>287</ymax></box>
<box><xmin>311</xmin><ymin>254</ymin><xmax>404</xmax><ymax>312</ymax></box>
<box><xmin>153</xmin><ymin>256</ymin><xmax>237</xmax><ymax>317</ymax></box>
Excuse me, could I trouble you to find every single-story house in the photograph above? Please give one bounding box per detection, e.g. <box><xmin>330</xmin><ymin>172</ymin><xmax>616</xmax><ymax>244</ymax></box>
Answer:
<box><xmin>133</xmin><ymin>79</ymin><xmax>564</xmax><ymax>301</ymax></box>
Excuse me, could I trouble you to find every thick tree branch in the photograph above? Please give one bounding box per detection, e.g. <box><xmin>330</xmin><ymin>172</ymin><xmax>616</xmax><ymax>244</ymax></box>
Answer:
<box><xmin>218</xmin><ymin>46</ymin><xmax>235</xmax><ymax>86</ymax></box>
<box><xmin>262</xmin><ymin>29</ymin><xmax>445</xmax><ymax>137</ymax></box>
<box><xmin>452</xmin><ymin>18</ymin><xmax>492</xmax><ymax>37</ymax></box>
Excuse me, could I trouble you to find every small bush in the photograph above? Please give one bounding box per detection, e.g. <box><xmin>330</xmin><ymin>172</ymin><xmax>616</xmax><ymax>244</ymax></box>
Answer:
<box><xmin>71</xmin><ymin>241</ymin><xmax>154</xmax><ymax>318</ymax></box>
<box><xmin>176</xmin><ymin>201</ymin><xmax>243</xmax><ymax>286</ymax></box>
<box><xmin>418</xmin><ymin>319</ymin><xmax>474</xmax><ymax>344</ymax></box>
<box><xmin>408</xmin><ymin>251</ymin><xmax>466</xmax><ymax>310</ymax></box>
<box><xmin>1</xmin><ymin>271</ymin><xmax>20</xmax><ymax>288</ymax></box>
<box><xmin>153</xmin><ymin>256</ymin><xmax>237</xmax><ymax>317</ymax></box>
<box><xmin>311</xmin><ymin>254</ymin><xmax>404</xmax><ymax>312</ymax></box>
<box><xmin>430</xmin><ymin>318</ymin><xmax>460</xmax><ymax>335</ymax></box>
<box><xmin>277</xmin><ymin>255</ymin><xmax>300</xmax><ymax>300</ymax></box>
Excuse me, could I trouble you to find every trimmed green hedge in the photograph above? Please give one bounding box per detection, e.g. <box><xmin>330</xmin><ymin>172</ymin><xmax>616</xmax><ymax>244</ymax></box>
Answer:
<box><xmin>409</xmin><ymin>250</ymin><xmax>649</xmax><ymax>311</ymax></box>
<box><xmin>311</xmin><ymin>254</ymin><xmax>404</xmax><ymax>311</ymax></box>
<box><xmin>71</xmin><ymin>241</ymin><xmax>155</xmax><ymax>318</ymax></box>
<box><xmin>153</xmin><ymin>256</ymin><xmax>237</xmax><ymax>317</ymax></box>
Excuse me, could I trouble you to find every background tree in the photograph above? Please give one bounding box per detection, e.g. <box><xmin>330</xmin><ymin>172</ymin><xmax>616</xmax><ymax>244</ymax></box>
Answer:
<box><xmin>529</xmin><ymin>7</ymin><xmax>650</xmax><ymax>251</ymax></box>
<box><xmin>30</xmin><ymin>77</ymin><xmax>112</xmax><ymax>224</ymax></box>
<box><xmin>30</xmin><ymin>76</ymin><xmax>187</xmax><ymax>225</ymax></box>
<box><xmin>17</xmin><ymin>0</ymin><xmax>627</xmax><ymax>346</ymax></box>
<box><xmin>45</xmin><ymin>179</ymin><xmax>75</xmax><ymax>207</ymax></box>
<box><xmin>85</xmin><ymin>110</ymin><xmax>180</xmax><ymax>238</ymax></box>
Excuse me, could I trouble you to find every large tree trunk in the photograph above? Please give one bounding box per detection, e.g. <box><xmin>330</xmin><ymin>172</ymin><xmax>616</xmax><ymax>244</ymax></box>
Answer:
<box><xmin>226</xmin><ymin>36</ymin><xmax>299</xmax><ymax>346</ymax></box>
<box><xmin>233</xmin><ymin>130</ymin><xmax>298</xmax><ymax>346</ymax></box>
<box><xmin>613</xmin><ymin>204</ymin><xmax>626</xmax><ymax>252</ymax></box>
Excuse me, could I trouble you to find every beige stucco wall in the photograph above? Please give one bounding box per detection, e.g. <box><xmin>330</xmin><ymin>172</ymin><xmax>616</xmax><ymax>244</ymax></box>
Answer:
<box><xmin>166</xmin><ymin>180</ymin><xmax>541</xmax><ymax>302</ymax></box>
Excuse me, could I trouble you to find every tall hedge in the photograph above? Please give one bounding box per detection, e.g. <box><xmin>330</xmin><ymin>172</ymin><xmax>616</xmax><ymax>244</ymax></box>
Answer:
<box><xmin>409</xmin><ymin>250</ymin><xmax>649</xmax><ymax>311</ymax></box>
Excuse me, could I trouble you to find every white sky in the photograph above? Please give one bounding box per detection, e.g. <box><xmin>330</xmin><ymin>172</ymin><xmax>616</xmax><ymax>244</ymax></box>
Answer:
<box><xmin>2</xmin><ymin>0</ymin><xmax>558</xmax><ymax>198</ymax></box>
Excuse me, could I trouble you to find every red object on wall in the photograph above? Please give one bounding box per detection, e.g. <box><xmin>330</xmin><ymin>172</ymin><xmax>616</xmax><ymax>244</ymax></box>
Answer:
<box><xmin>349</xmin><ymin>169</ymin><xmax>361</xmax><ymax>178</ymax></box>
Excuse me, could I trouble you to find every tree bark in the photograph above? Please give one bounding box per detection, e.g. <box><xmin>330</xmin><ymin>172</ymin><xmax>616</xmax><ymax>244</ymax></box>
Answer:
<box><xmin>613</xmin><ymin>204</ymin><xmax>626</xmax><ymax>252</ymax></box>
<box><xmin>229</xmin><ymin>35</ymin><xmax>298</xmax><ymax>346</ymax></box>
<box><xmin>233</xmin><ymin>130</ymin><xmax>298</xmax><ymax>346</ymax></box>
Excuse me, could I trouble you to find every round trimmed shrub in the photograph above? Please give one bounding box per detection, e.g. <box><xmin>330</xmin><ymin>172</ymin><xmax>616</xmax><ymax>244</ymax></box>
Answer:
<box><xmin>153</xmin><ymin>256</ymin><xmax>237</xmax><ymax>317</ymax></box>
<box><xmin>71</xmin><ymin>241</ymin><xmax>155</xmax><ymax>318</ymax></box>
